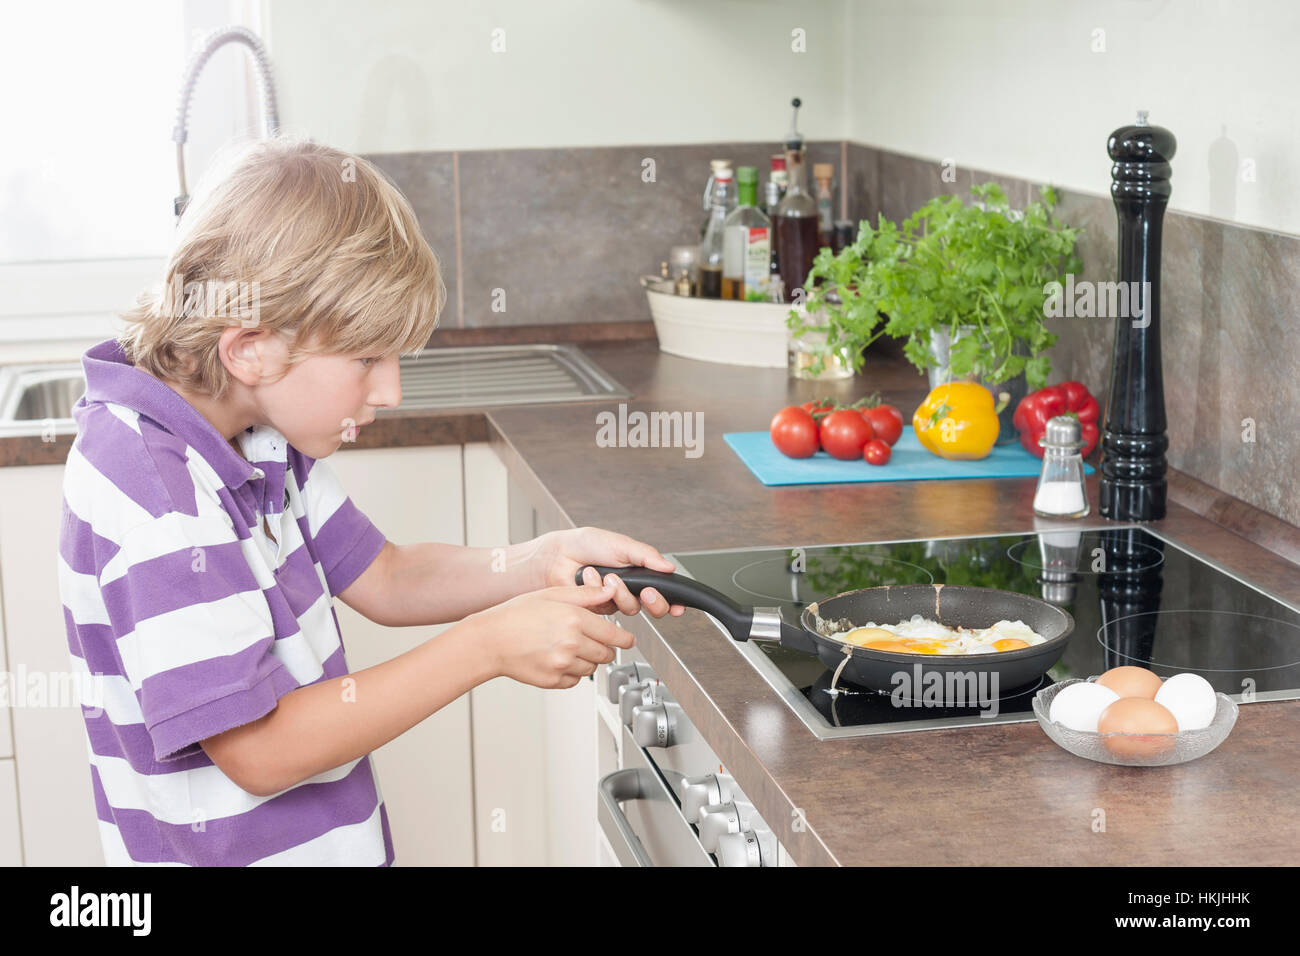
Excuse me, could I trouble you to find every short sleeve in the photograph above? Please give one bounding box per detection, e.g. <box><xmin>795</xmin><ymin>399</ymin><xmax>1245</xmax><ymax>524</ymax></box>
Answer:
<box><xmin>104</xmin><ymin>512</ymin><xmax>302</xmax><ymax>763</ymax></box>
<box><xmin>298</xmin><ymin>455</ymin><xmax>387</xmax><ymax>597</ymax></box>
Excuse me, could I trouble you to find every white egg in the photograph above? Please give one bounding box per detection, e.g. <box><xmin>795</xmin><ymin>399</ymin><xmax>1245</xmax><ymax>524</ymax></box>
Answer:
<box><xmin>1154</xmin><ymin>673</ymin><xmax>1218</xmax><ymax>731</ymax></box>
<box><xmin>1049</xmin><ymin>681</ymin><xmax>1121</xmax><ymax>732</ymax></box>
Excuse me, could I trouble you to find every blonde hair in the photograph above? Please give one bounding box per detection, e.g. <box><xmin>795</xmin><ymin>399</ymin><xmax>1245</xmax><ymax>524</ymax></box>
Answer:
<box><xmin>118</xmin><ymin>134</ymin><xmax>445</xmax><ymax>400</ymax></box>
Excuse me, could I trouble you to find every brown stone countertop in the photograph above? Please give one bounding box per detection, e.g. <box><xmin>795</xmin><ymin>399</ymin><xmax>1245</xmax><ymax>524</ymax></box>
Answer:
<box><xmin>10</xmin><ymin>334</ymin><xmax>1299</xmax><ymax>866</ymax></box>
<box><xmin>485</xmin><ymin>341</ymin><xmax>1300</xmax><ymax>867</ymax></box>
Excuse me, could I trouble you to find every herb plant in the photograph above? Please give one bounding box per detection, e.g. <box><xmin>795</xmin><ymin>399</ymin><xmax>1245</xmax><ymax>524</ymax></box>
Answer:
<box><xmin>788</xmin><ymin>183</ymin><xmax>1082</xmax><ymax>390</ymax></box>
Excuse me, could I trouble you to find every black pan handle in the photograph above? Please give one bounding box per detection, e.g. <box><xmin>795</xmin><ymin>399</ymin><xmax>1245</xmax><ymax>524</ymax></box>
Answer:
<box><xmin>575</xmin><ymin>565</ymin><xmax>821</xmax><ymax>657</ymax></box>
<box><xmin>576</xmin><ymin>565</ymin><xmax>757</xmax><ymax>642</ymax></box>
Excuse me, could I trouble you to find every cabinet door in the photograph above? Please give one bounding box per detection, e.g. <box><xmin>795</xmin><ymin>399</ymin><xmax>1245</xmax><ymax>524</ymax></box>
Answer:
<box><xmin>464</xmin><ymin>442</ymin><xmax>548</xmax><ymax>865</ymax></box>
<box><xmin>465</xmin><ymin>442</ymin><xmax>597</xmax><ymax>866</ymax></box>
<box><xmin>0</xmin><ymin>759</ymin><xmax>21</xmax><ymax>866</ymax></box>
<box><xmin>328</xmin><ymin>445</ymin><xmax>473</xmax><ymax>867</ymax></box>
<box><xmin>0</xmin><ymin>464</ymin><xmax>104</xmax><ymax>866</ymax></box>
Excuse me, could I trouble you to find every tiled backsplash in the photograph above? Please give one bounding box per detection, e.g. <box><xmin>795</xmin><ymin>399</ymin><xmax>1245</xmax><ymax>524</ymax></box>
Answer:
<box><xmin>370</xmin><ymin>141</ymin><xmax>1299</xmax><ymax>529</ymax></box>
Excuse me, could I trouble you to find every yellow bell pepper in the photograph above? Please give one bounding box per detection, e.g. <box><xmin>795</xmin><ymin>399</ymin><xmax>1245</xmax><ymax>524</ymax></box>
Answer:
<box><xmin>912</xmin><ymin>383</ymin><xmax>1000</xmax><ymax>460</ymax></box>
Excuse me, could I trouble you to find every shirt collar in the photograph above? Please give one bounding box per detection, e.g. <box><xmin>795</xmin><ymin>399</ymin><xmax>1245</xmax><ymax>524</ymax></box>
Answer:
<box><xmin>77</xmin><ymin>337</ymin><xmax>280</xmax><ymax>490</ymax></box>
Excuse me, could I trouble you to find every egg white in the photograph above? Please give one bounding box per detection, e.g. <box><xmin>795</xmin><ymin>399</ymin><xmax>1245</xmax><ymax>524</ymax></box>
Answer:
<box><xmin>842</xmin><ymin>614</ymin><xmax>1047</xmax><ymax>655</ymax></box>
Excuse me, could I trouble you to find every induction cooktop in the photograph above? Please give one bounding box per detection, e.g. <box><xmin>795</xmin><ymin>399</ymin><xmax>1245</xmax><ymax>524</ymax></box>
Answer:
<box><xmin>667</xmin><ymin>526</ymin><xmax>1300</xmax><ymax>739</ymax></box>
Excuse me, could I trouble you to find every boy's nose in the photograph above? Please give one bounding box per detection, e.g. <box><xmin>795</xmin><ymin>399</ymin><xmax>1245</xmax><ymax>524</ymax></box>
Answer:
<box><xmin>372</xmin><ymin>361</ymin><xmax>402</xmax><ymax>410</ymax></box>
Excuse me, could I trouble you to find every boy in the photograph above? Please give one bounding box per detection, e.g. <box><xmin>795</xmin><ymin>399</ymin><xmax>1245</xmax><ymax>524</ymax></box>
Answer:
<box><xmin>56</xmin><ymin>136</ymin><xmax>684</xmax><ymax>866</ymax></box>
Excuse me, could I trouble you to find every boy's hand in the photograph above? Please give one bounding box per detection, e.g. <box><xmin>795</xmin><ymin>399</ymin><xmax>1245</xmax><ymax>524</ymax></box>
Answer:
<box><xmin>538</xmin><ymin>527</ymin><xmax>686</xmax><ymax>620</ymax></box>
<box><xmin>473</xmin><ymin>580</ymin><xmax>635</xmax><ymax>689</ymax></box>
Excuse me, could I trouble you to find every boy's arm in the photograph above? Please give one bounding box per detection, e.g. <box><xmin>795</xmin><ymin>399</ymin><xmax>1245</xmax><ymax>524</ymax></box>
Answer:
<box><xmin>202</xmin><ymin>611</ymin><xmax>499</xmax><ymax>796</ymax></box>
<box><xmin>336</xmin><ymin>536</ymin><xmax>552</xmax><ymax>627</ymax></box>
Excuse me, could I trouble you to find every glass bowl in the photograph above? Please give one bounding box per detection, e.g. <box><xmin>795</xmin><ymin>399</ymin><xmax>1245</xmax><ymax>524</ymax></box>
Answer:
<box><xmin>1032</xmin><ymin>677</ymin><xmax>1239</xmax><ymax>767</ymax></box>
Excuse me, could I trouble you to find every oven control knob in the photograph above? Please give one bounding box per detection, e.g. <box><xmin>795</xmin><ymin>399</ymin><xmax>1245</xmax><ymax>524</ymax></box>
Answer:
<box><xmin>680</xmin><ymin>774</ymin><xmax>735</xmax><ymax>825</ymax></box>
<box><xmin>716</xmin><ymin>828</ymin><xmax>776</xmax><ymax>868</ymax></box>
<box><xmin>605</xmin><ymin>663</ymin><xmax>654</xmax><ymax>704</ymax></box>
<box><xmin>696</xmin><ymin>800</ymin><xmax>754</xmax><ymax>852</ymax></box>
<box><xmin>631</xmin><ymin>701</ymin><xmax>679</xmax><ymax>748</ymax></box>
<box><xmin>619</xmin><ymin>679</ymin><xmax>659</xmax><ymax>726</ymax></box>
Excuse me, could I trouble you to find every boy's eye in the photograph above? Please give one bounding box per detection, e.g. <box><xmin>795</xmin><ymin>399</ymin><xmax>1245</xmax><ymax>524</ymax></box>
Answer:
<box><xmin>359</xmin><ymin>356</ymin><xmax>382</xmax><ymax>368</ymax></box>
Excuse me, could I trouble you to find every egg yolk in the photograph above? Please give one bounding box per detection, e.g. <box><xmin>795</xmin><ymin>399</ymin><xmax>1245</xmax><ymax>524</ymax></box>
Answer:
<box><xmin>862</xmin><ymin>640</ymin><xmax>913</xmax><ymax>654</ymax></box>
<box><xmin>993</xmin><ymin>638</ymin><xmax>1030</xmax><ymax>652</ymax></box>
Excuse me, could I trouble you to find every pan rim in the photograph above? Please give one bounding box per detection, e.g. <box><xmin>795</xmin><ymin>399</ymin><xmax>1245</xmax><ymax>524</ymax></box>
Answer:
<box><xmin>801</xmin><ymin>583</ymin><xmax>1076</xmax><ymax>663</ymax></box>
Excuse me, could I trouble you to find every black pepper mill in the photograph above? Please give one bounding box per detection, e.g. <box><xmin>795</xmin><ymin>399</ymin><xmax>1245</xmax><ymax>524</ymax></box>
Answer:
<box><xmin>1099</xmin><ymin>111</ymin><xmax>1176</xmax><ymax>521</ymax></box>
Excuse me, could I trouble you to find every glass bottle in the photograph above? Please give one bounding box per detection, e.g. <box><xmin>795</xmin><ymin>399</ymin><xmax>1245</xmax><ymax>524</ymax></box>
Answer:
<box><xmin>699</xmin><ymin>159</ymin><xmax>735</xmax><ymax>240</ymax></box>
<box><xmin>722</xmin><ymin>167</ymin><xmax>771</xmax><ymax>301</ymax></box>
<box><xmin>813</xmin><ymin>163</ymin><xmax>835</xmax><ymax>247</ymax></box>
<box><xmin>698</xmin><ymin>165</ymin><xmax>734</xmax><ymax>299</ymax></box>
<box><xmin>773</xmin><ymin>101</ymin><xmax>819</xmax><ymax>304</ymax></box>
<box><xmin>1032</xmin><ymin>416</ymin><xmax>1090</xmax><ymax>518</ymax></box>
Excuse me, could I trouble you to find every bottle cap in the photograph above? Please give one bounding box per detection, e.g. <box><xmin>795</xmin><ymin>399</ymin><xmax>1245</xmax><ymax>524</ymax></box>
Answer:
<box><xmin>736</xmin><ymin>166</ymin><xmax>758</xmax><ymax>185</ymax></box>
<box><xmin>710</xmin><ymin>159</ymin><xmax>731</xmax><ymax>172</ymax></box>
<box><xmin>770</xmin><ymin>155</ymin><xmax>786</xmax><ymax>171</ymax></box>
<box><xmin>813</xmin><ymin>163</ymin><xmax>833</xmax><ymax>179</ymax></box>
<box><xmin>1042</xmin><ymin>415</ymin><xmax>1085</xmax><ymax>449</ymax></box>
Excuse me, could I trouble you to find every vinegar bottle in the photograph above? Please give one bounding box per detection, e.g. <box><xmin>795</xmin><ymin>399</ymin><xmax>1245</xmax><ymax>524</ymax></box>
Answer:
<box><xmin>773</xmin><ymin>102</ymin><xmax>819</xmax><ymax>304</ymax></box>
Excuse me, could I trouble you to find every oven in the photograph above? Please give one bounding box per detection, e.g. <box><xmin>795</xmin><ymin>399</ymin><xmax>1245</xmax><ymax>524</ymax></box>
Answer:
<box><xmin>595</xmin><ymin>636</ymin><xmax>791</xmax><ymax>867</ymax></box>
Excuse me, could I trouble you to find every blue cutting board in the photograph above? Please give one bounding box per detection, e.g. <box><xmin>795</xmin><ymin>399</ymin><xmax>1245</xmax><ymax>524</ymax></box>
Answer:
<box><xmin>724</xmin><ymin>426</ymin><xmax>1094</xmax><ymax>486</ymax></box>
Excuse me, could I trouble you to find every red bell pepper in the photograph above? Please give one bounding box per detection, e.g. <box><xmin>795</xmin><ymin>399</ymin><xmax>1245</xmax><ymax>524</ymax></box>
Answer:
<box><xmin>1012</xmin><ymin>381</ymin><xmax>1100</xmax><ymax>458</ymax></box>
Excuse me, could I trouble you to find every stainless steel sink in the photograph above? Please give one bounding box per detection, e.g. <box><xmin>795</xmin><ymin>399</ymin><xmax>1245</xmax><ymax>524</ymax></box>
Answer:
<box><xmin>390</xmin><ymin>344</ymin><xmax>630</xmax><ymax>411</ymax></box>
<box><xmin>0</xmin><ymin>343</ymin><xmax>630</xmax><ymax>437</ymax></box>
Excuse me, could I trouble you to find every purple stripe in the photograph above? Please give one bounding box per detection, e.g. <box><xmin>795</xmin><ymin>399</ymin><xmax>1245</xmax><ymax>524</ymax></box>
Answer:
<box><xmin>315</xmin><ymin>503</ymin><xmax>387</xmax><ymax>597</ymax></box>
<box><xmin>146</xmin><ymin>658</ymin><xmax>301</xmax><ymax>762</ymax></box>
<box><xmin>67</xmin><ymin>589</ymin><xmax>349</xmax><ymax>684</ymax></box>
<box><xmin>216</xmin><ymin>485</ymin><xmax>260</xmax><ymax>537</ymax></box>
<box><xmin>84</xmin><ymin>707</ymin><xmax>215</xmax><ymax>773</ymax></box>
<box><xmin>96</xmin><ymin>758</ymin><xmax>385</xmax><ymax>865</ymax></box>
<box><xmin>73</xmin><ymin>409</ymin><xmax>195</xmax><ymax>517</ymax></box>
<box><xmin>82</xmin><ymin>646</ymin><xmax>351</xmax><ymax>774</ymax></box>
<box><xmin>59</xmin><ymin>506</ymin><xmax>121</xmax><ymax>575</ymax></box>
<box><xmin>270</xmin><ymin>542</ymin><xmax>332</xmax><ymax>618</ymax></box>
<box><xmin>100</xmin><ymin>539</ymin><xmax>262</xmax><ymax>629</ymax></box>
<box><xmin>65</xmin><ymin>615</ymin><xmax>130</xmax><ymax>678</ymax></box>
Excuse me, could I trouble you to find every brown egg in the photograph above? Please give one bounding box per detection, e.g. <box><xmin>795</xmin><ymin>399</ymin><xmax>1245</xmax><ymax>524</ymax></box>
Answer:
<box><xmin>1097</xmin><ymin>665</ymin><xmax>1163</xmax><ymax>699</ymax></box>
<box><xmin>1097</xmin><ymin>698</ymin><xmax>1179</xmax><ymax>757</ymax></box>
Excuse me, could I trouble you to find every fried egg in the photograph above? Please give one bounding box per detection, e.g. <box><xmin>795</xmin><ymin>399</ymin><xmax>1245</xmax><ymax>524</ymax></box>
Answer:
<box><xmin>839</xmin><ymin>615</ymin><xmax>1046</xmax><ymax>655</ymax></box>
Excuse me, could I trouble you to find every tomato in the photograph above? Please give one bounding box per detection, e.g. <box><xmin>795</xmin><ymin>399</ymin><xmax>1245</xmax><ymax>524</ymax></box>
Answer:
<box><xmin>769</xmin><ymin>406</ymin><xmax>820</xmax><ymax>458</ymax></box>
<box><xmin>819</xmin><ymin>410</ymin><xmax>873</xmax><ymax>460</ymax></box>
<box><xmin>862</xmin><ymin>439</ymin><xmax>892</xmax><ymax>466</ymax></box>
<box><xmin>800</xmin><ymin>399</ymin><xmax>836</xmax><ymax>419</ymax></box>
<box><xmin>860</xmin><ymin>405</ymin><xmax>903</xmax><ymax>446</ymax></box>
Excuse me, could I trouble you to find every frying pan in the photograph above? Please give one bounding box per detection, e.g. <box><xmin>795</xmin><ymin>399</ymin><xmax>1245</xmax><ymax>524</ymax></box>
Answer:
<box><xmin>577</xmin><ymin>566</ymin><xmax>1075</xmax><ymax>699</ymax></box>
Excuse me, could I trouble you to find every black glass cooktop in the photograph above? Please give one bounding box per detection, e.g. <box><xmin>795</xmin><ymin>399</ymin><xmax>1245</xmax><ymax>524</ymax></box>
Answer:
<box><xmin>669</xmin><ymin>527</ymin><xmax>1300</xmax><ymax>738</ymax></box>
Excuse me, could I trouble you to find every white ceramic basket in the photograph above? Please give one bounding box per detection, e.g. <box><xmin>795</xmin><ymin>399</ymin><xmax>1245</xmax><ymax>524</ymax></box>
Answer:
<box><xmin>645</xmin><ymin>288</ymin><xmax>799</xmax><ymax>368</ymax></box>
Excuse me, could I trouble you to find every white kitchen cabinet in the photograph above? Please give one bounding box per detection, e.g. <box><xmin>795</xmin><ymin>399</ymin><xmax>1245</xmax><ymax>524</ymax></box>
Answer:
<box><xmin>0</xmin><ymin>759</ymin><xmax>21</xmax><ymax>866</ymax></box>
<box><xmin>0</xmin><ymin>532</ymin><xmax>12</xmax><ymax>761</ymax></box>
<box><xmin>328</xmin><ymin>444</ymin><xmax>474</xmax><ymax>867</ymax></box>
<box><xmin>0</xmin><ymin>463</ymin><xmax>102</xmax><ymax>866</ymax></box>
<box><xmin>465</xmin><ymin>442</ymin><xmax>598</xmax><ymax>866</ymax></box>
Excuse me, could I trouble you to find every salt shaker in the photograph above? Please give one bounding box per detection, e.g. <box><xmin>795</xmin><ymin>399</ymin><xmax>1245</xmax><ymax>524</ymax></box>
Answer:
<box><xmin>1032</xmin><ymin>415</ymin><xmax>1090</xmax><ymax>518</ymax></box>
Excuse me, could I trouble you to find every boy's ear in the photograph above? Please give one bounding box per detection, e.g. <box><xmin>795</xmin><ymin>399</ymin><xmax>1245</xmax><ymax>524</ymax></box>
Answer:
<box><xmin>221</xmin><ymin>326</ymin><xmax>284</xmax><ymax>386</ymax></box>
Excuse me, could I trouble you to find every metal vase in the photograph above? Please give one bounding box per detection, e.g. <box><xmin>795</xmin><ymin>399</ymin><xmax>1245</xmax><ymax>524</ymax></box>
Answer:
<box><xmin>927</xmin><ymin>327</ymin><xmax>1027</xmax><ymax>445</ymax></box>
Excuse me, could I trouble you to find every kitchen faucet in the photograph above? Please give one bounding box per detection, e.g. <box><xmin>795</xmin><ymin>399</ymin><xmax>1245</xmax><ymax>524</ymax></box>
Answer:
<box><xmin>171</xmin><ymin>25</ymin><xmax>280</xmax><ymax>221</ymax></box>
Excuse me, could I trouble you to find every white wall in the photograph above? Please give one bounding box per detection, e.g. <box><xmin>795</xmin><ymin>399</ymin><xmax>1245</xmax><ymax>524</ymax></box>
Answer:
<box><xmin>264</xmin><ymin>0</ymin><xmax>848</xmax><ymax>151</ymax></box>
<box><xmin>843</xmin><ymin>0</ymin><xmax>1300</xmax><ymax>236</ymax></box>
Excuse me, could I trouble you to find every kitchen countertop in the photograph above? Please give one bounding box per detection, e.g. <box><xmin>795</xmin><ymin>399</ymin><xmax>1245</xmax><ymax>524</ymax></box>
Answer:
<box><xmin>484</xmin><ymin>341</ymin><xmax>1300</xmax><ymax>867</ymax></box>
<box><xmin>9</xmin><ymin>337</ymin><xmax>1299</xmax><ymax>865</ymax></box>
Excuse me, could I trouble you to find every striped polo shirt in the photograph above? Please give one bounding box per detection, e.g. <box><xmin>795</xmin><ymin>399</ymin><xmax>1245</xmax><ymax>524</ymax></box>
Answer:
<box><xmin>57</xmin><ymin>337</ymin><xmax>394</xmax><ymax>866</ymax></box>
